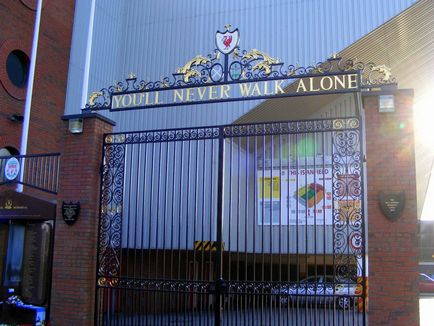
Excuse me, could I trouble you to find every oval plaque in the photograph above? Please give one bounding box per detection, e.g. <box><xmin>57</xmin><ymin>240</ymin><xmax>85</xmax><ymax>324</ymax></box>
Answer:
<box><xmin>4</xmin><ymin>157</ymin><xmax>20</xmax><ymax>180</ymax></box>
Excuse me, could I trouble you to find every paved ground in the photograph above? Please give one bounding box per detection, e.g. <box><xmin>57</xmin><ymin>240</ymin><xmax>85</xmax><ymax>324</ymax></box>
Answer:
<box><xmin>99</xmin><ymin>296</ymin><xmax>433</xmax><ymax>325</ymax></box>
<box><xmin>102</xmin><ymin>307</ymin><xmax>363</xmax><ymax>325</ymax></box>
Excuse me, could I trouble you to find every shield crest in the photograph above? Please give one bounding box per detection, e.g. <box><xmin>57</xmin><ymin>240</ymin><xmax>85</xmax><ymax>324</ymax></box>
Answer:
<box><xmin>215</xmin><ymin>28</ymin><xmax>239</xmax><ymax>54</ymax></box>
<box><xmin>62</xmin><ymin>201</ymin><xmax>80</xmax><ymax>225</ymax></box>
<box><xmin>379</xmin><ymin>191</ymin><xmax>405</xmax><ymax>220</ymax></box>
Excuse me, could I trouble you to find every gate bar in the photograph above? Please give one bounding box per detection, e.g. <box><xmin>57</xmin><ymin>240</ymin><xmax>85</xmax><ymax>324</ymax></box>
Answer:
<box><xmin>215</xmin><ymin>126</ymin><xmax>224</xmax><ymax>325</ymax></box>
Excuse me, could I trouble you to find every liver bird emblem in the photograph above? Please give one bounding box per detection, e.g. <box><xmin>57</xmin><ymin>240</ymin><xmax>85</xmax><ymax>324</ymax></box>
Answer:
<box><xmin>216</xmin><ymin>27</ymin><xmax>239</xmax><ymax>54</ymax></box>
<box><xmin>223</xmin><ymin>35</ymin><xmax>232</xmax><ymax>49</ymax></box>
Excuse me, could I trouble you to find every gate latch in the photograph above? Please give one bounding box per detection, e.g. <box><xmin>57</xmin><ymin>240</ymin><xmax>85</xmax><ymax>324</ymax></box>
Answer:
<box><xmin>211</xmin><ymin>278</ymin><xmax>229</xmax><ymax>294</ymax></box>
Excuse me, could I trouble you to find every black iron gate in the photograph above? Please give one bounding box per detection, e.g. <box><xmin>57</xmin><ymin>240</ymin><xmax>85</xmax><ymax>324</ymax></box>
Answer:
<box><xmin>95</xmin><ymin>117</ymin><xmax>365</xmax><ymax>325</ymax></box>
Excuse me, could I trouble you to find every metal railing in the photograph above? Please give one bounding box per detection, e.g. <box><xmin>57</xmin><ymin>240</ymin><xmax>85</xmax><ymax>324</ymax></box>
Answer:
<box><xmin>0</xmin><ymin>153</ymin><xmax>60</xmax><ymax>194</ymax></box>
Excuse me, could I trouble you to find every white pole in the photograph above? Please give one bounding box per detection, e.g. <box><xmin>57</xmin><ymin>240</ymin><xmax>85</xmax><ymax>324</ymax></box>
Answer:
<box><xmin>81</xmin><ymin>0</ymin><xmax>96</xmax><ymax>108</ymax></box>
<box><xmin>17</xmin><ymin>0</ymin><xmax>43</xmax><ymax>192</ymax></box>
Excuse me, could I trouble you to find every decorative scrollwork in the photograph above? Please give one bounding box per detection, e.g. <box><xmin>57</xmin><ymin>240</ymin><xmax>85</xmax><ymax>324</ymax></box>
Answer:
<box><xmin>332</xmin><ymin>118</ymin><xmax>364</xmax><ymax>283</ymax></box>
<box><xmin>176</xmin><ymin>55</ymin><xmax>211</xmax><ymax>82</ymax></box>
<box><xmin>242</xmin><ymin>49</ymin><xmax>280</xmax><ymax>75</ymax></box>
<box><xmin>97</xmin><ymin>277</ymin><xmax>213</xmax><ymax>293</ymax></box>
<box><xmin>103</xmin><ymin>127</ymin><xmax>221</xmax><ymax>145</ymax></box>
<box><xmin>83</xmin><ymin>28</ymin><xmax>396</xmax><ymax>112</ymax></box>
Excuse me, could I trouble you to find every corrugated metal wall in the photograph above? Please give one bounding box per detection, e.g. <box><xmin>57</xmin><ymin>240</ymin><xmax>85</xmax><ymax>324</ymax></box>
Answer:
<box><xmin>64</xmin><ymin>0</ymin><xmax>416</xmax><ymax>131</ymax></box>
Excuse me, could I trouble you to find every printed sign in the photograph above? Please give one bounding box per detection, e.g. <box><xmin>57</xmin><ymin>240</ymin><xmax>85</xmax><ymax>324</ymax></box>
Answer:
<box><xmin>4</xmin><ymin>157</ymin><xmax>20</xmax><ymax>181</ymax></box>
<box><xmin>257</xmin><ymin>166</ymin><xmax>333</xmax><ymax>225</ymax></box>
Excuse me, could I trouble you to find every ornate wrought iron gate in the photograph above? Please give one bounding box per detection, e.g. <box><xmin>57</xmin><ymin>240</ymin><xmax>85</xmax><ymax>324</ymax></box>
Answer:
<box><xmin>95</xmin><ymin>116</ymin><xmax>365</xmax><ymax>325</ymax></box>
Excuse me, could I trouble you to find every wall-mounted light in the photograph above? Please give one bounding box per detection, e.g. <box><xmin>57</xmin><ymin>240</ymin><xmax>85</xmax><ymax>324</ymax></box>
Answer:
<box><xmin>379</xmin><ymin>94</ymin><xmax>395</xmax><ymax>113</ymax></box>
<box><xmin>8</xmin><ymin>114</ymin><xmax>24</xmax><ymax>123</ymax></box>
<box><xmin>68</xmin><ymin>118</ymin><xmax>83</xmax><ymax>134</ymax></box>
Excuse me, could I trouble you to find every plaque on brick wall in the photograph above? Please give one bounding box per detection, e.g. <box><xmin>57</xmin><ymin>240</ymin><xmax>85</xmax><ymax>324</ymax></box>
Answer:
<box><xmin>62</xmin><ymin>201</ymin><xmax>80</xmax><ymax>225</ymax></box>
<box><xmin>21</xmin><ymin>222</ymin><xmax>52</xmax><ymax>306</ymax></box>
<box><xmin>379</xmin><ymin>191</ymin><xmax>405</xmax><ymax>220</ymax></box>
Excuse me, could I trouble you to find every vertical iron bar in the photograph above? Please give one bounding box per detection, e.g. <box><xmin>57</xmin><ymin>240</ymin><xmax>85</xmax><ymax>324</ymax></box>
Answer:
<box><xmin>287</xmin><ymin>132</ymin><xmax>291</xmax><ymax>324</ymax></box>
<box><xmin>192</xmin><ymin>139</ymin><xmax>199</xmax><ymax>323</ymax></box>
<box><xmin>260</xmin><ymin>133</ymin><xmax>265</xmax><ymax>325</ymax></box>
<box><xmin>155</xmin><ymin>141</ymin><xmax>163</xmax><ymax>325</ymax></box>
<box><xmin>138</xmin><ymin>142</ymin><xmax>147</xmax><ymax>325</ymax></box>
<box><xmin>244</xmin><ymin>135</ymin><xmax>249</xmax><ymax>326</ymax></box>
<box><xmin>215</xmin><ymin>127</ymin><xmax>224</xmax><ymax>326</ymax></box>
<box><xmin>295</xmin><ymin>132</ymin><xmax>300</xmax><ymax>325</ymax></box>
<box><xmin>177</xmin><ymin>140</ymin><xmax>184</xmax><ymax>325</ymax></box>
<box><xmin>253</xmin><ymin>134</ymin><xmax>257</xmax><ymax>325</ymax></box>
<box><xmin>236</xmin><ymin>136</ymin><xmax>241</xmax><ymax>325</ymax></box>
<box><xmin>278</xmin><ymin>132</ymin><xmax>282</xmax><ymax>326</ymax></box>
<box><xmin>169</xmin><ymin>141</ymin><xmax>177</xmax><ymax>325</ymax></box>
<box><xmin>227</xmin><ymin>133</ymin><xmax>233</xmax><ymax>325</ymax></box>
<box><xmin>185</xmin><ymin>136</ymin><xmax>192</xmax><ymax>322</ymax></box>
<box><xmin>269</xmin><ymin>134</ymin><xmax>274</xmax><ymax>326</ymax></box>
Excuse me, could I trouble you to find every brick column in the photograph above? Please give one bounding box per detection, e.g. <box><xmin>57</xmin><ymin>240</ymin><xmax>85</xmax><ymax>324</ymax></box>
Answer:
<box><xmin>50</xmin><ymin>114</ymin><xmax>115</xmax><ymax>325</ymax></box>
<box><xmin>364</xmin><ymin>90</ymin><xmax>419</xmax><ymax>326</ymax></box>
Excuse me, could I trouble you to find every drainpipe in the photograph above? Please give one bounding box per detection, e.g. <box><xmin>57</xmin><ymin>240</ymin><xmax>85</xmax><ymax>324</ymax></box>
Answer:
<box><xmin>17</xmin><ymin>0</ymin><xmax>43</xmax><ymax>192</ymax></box>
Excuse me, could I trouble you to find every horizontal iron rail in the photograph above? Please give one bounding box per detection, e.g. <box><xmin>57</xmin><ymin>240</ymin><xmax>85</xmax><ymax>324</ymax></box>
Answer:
<box><xmin>0</xmin><ymin>153</ymin><xmax>61</xmax><ymax>194</ymax></box>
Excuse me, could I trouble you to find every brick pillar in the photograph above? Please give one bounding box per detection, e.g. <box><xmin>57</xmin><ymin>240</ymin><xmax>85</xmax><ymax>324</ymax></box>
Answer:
<box><xmin>50</xmin><ymin>114</ymin><xmax>115</xmax><ymax>325</ymax></box>
<box><xmin>365</xmin><ymin>90</ymin><xmax>419</xmax><ymax>326</ymax></box>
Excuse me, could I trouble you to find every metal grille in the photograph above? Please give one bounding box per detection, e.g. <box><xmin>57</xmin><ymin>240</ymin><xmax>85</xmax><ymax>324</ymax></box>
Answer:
<box><xmin>0</xmin><ymin>153</ymin><xmax>60</xmax><ymax>194</ymax></box>
<box><xmin>96</xmin><ymin>118</ymin><xmax>365</xmax><ymax>325</ymax></box>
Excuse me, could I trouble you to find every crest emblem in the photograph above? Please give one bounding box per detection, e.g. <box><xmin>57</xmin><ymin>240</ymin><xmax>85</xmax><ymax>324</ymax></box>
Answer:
<box><xmin>62</xmin><ymin>201</ymin><xmax>80</xmax><ymax>225</ymax></box>
<box><xmin>215</xmin><ymin>25</ymin><xmax>239</xmax><ymax>54</ymax></box>
<box><xmin>4</xmin><ymin>157</ymin><xmax>20</xmax><ymax>181</ymax></box>
<box><xmin>379</xmin><ymin>191</ymin><xmax>405</xmax><ymax>220</ymax></box>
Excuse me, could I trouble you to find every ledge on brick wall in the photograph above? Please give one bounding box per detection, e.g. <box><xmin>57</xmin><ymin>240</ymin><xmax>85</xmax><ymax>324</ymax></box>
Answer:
<box><xmin>61</xmin><ymin>112</ymin><xmax>116</xmax><ymax>126</ymax></box>
<box><xmin>362</xmin><ymin>88</ymin><xmax>414</xmax><ymax>97</ymax></box>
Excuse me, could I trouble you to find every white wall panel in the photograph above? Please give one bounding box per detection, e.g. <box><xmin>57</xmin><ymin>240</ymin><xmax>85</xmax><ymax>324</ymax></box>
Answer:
<box><xmin>64</xmin><ymin>0</ymin><xmax>416</xmax><ymax>131</ymax></box>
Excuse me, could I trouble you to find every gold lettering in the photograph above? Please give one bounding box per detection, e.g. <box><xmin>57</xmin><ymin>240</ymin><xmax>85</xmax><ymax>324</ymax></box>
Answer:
<box><xmin>133</xmin><ymin>93</ymin><xmax>144</xmax><ymax>106</ymax></box>
<box><xmin>309</xmin><ymin>78</ymin><xmax>320</xmax><ymax>92</ymax></box>
<box><xmin>320</xmin><ymin>76</ymin><xmax>333</xmax><ymax>91</ymax></box>
<box><xmin>263</xmin><ymin>81</ymin><xmax>272</xmax><ymax>95</ymax></box>
<box><xmin>252</xmin><ymin>83</ymin><xmax>262</xmax><ymax>96</ymax></box>
<box><xmin>239</xmin><ymin>83</ymin><xmax>253</xmax><ymax>96</ymax></box>
<box><xmin>122</xmin><ymin>94</ymin><xmax>133</xmax><ymax>107</ymax></box>
<box><xmin>145</xmin><ymin>92</ymin><xmax>153</xmax><ymax>105</ymax></box>
<box><xmin>208</xmin><ymin>86</ymin><xmax>218</xmax><ymax>100</ymax></box>
<box><xmin>112</xmin><ymin>95</ymin><xmax>122</xmax><ymax>109</ymax></box>
<box><xmin>296</xmin><ymin>79</ymin><xmax>307</xmax><ymax>93</ymax></box>
<box><xmin>334</xmin><ymin>75</ymin><xmax>346</xmax><ymax>89</ymax></box>
<box><xmin>220</xmin><ymin>85</ymin><xmax>230</xmax><ymax>99</ymax></box>
<box><xmin>173</xmin><ymin>89</ymin><xmax>184</xmax><ymax>102</ymax></box>
<box><xmin>154</xmin><ymin>91</ymin><xmax>161</xmax><ymax>104</ymax></box>
<box><xmin>186</xmin><ymin>88</ymin><xmax>194</xmax><ymax>101</ymax></box>
<box><xmin>274</xmin><ymin>80</ymin><xmax>285</xmax><ymax>94</ymax></box>
<box><xmin>197</xmin><ymin>87</ymin><xmax>207</xmax><ymax>100</ymax></box>
<box><xmin>348</xmin><ymin>74</ymin><xmax>358</xmax><ymax>89</ymax></box>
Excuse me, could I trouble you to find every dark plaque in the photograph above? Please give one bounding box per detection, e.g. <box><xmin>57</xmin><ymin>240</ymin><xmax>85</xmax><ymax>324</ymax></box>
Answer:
<box><xmin>379</xmin><ymin>191</ymin><xmax>405</xmax><ymax>220</ymax></box>
<box><xmin>62</xmin><ymin>201</ymin><xmax>80</xmax><ymax>225</ymax></box>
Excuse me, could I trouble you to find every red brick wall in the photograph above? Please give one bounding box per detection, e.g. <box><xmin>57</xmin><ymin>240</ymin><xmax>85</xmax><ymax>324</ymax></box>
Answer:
<box><xmin>364</xmin><ymin>90</ymin><xmax>419</xmax><ymax>325</ymax></box>
<box><xmin>0</xmin><ymin>0</ymin><xmax>75</xmax><ymax>153</ymax></box>
<box><xmin>50</xmin><ymin>116</ymin><xmax>113</xmax><ymax>325</ymax></box>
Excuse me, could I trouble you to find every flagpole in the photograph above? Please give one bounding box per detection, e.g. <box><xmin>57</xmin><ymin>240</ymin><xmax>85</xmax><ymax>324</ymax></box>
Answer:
<box><xmin>17</xmin><ymin>0</ymin><xmax>43</xmax><ymax>192</ymax></box>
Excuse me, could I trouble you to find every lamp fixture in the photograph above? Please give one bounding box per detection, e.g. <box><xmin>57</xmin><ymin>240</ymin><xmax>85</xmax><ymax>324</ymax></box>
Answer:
<box><xmin>68</xmin><ymin>118</ymin><xmax>83</xmax><ymax>134</ymax></box>
<box><xmin>8</xmin><ymin>114</ymin><xmax>24</xmax><ymax>123</ymax></box>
